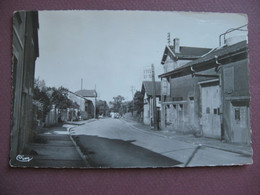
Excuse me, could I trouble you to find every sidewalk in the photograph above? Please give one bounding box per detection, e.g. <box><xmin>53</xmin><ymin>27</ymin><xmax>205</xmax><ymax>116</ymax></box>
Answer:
<box><xmin>64</xmin><ymin>118</ymin><xmax>97</xmax><ymax>126</ymax></box>
<box><xmin>12</xmin><ymin>125</ymin><xmax>89</xmax><ymax>168</ymax></box>
<box><xmin>121</xmin><ymin>117</ymin><xmax>253</xmax><ymax>156</ymax></box>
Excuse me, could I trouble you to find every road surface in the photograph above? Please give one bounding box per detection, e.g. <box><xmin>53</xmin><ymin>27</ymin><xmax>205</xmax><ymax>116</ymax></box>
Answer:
<box><xmin>70</xmin><ymin>118</ymin><xmax>251</xmax><ymax>168</ymax></box>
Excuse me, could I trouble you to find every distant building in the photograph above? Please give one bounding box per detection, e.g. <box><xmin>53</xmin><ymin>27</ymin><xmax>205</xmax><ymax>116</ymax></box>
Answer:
<box><xmin>67</xmin><ymin>90</ymin><xmax>87</xmax><ymax>111</ymax></box>
<box><xmin>159</xmin><ymin>39</ymin><xmax>250</xmax><ymax>144</ymax></box>
<box><xmin>141</xmin><ymin>81</ymin><xmax>161</xmax><ymax>126</ymax></box>
<box><xmin>63</xmin><ymin>89</ymin><xmax>94</xmax><ymax>120</ymax></box>
<box><xmin>11</xmin><ymin>11</ymin><xmax>39</xmax><ymax>161</ymax></box>
<box><xmin>75</xmin><ymin>89</ymin><xmax>97</xmax><ymax>118</ymax></box>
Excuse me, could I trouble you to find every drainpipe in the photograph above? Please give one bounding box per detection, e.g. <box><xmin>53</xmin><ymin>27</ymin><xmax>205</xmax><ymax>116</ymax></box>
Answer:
<box><xmin>215</xmin><ymin>55</ymin><xmax>225</xmax><ymax>141</ymax></box>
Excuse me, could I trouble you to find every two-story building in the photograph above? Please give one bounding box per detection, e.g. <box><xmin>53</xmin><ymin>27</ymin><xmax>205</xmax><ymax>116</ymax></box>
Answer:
<box><xmin>160</xmin><ymin>38</ymin><xmax>212</xmax><ymax>130</ymax></box>
<box><xmin>75</xmin><ymin>89</ymin><xmax>97</xmax><ymax>118</ymax></box>
<box><xmin>159</xmin><ymin>38</ymin><xmax>250</xmax><ymax>144</ymax></box>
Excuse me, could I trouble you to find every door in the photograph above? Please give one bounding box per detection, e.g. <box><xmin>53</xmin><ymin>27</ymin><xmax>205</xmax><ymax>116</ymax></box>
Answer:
<box><xmin>172</xmin><ymin>104</ymin><xmax>184</xmax><ymax>131</ymax></box>
<box><xmin>166</xmin><ymin>104</ymin><xmax>173</xmax><ymax>126</ymax></box>
<box><xmin>177</xmin><ymin>104</ymin><xmax>184</xmax><ymax>129</ymax></box>
<box><xmin>172</xmin><ymin>104</ymin><xmax>177</xmax><ymax>129</ymax></box>
<box><xmin>189</xmin><ymin>98</ymin><xmax>195</xmax><ymax>128</ymax></box>
<box><xmin>231</xmin><ymin>103</ymin><xmax>250</xmax><ymax>144</ymax></box>
<box><xmin>201</xmin><ymin>85</ymin><xmax>221</xmax><ymax>139</ymax></box>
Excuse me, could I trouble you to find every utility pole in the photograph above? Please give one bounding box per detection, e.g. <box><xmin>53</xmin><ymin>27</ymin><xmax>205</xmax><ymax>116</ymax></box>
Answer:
<box><xmin>130</xmin><ymin>86</ymin><xmax>135</xmax><ymax>116</ymax></box>
<box><xmin>160</xmin><ymin>78</ymin><xmax>167</xmax><ymax>129</ymax></box>
<box><xmin>81</xmin><ymin>78</ymin><xmax>83</xmax><ymax>90</ymax></box>
<box><xmin>151</xmin><ymin>64</ymin><xmax>158</xmax><ymax>130</ymax></box>
<box><xmin>94</xmin><ymin>84</ymin><xmax>97</xmax><ymax>119</ymax></box>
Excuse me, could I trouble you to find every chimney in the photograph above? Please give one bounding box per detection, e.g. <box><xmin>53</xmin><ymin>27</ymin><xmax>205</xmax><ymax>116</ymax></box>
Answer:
<box><xmin>173</xmin><ymin>38</ymin><xmax>180</xmax><ymax>53</ymax></box>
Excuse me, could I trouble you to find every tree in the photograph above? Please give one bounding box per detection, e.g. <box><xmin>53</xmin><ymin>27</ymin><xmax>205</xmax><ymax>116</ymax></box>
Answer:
<box><xmin>133</xmin><ymin>91</ymin><xmax>144</xmax><ymax>114</ymax></box>
<box><xmin>96</xmin><ymin>100</ymin><xmax>109</xmax><ymax>116</ymax></box>
<box><xmin>126</xmin><ymin>100</ymin><xmax>133</xmax><ymax>114</ymax></box>
<box><xmin>33</xmin><ymin>79</ymin><xmax>51</xmax><ymax>118</ymax></box>
<box><xmin>34</xmin><ymin>77</ymin><xmax>47</xmax><ymax>92</ymax></box>
<box><xmin>50</xmin><ymin>87</ymin><xmax>79</xmax><ymax>109</ymax></box>
<box><xmin>109</xmin><ymin>95</ymin><xmax>125</xmax><ymax>114</ymax></box>
<box><xmin>33</xmin><ymin>79</ymin><xmax>79</xmax><ymax>115</ymax></box>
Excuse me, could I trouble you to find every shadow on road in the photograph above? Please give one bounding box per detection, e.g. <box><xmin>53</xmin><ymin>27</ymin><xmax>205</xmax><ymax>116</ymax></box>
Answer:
<box><xmin>72</xmin><ymin>135</ymin><xmax>182</xmax><ymax>168</ymax></box>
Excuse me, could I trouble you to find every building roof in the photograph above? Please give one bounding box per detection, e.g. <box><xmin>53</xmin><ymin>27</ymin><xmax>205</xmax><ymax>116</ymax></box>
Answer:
<box><xmin>141</xmin><ymin>81</ymin><xmax>161</xmax><ymax>97</ymax></box>
<box><xmin>61</xmin><ymin>88</ymin><xmax>92</xmax><ymax>102</ymax></box>
<box><xmin>159</xmin><ymin>40</ymin><xmax>248</xmax><ymax>79</ymax></box>
<box><xmin>75</xmin><ymin>89</ymin><xmax>97</xmax><ymax>97</ymax></box>
<box><xmin>161</xmin><ymin>45</ymin><xmax>212</xmax><ymax>64</ymax></box>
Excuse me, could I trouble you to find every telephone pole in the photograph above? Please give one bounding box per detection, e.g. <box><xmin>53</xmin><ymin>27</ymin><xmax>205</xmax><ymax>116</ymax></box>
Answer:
<box><xmin>81</xmin><ymin>78</ymin><xmax>83</xmax><ymax>90</ymax></box>
<box><xmin>94</xmin><ymin>84</ymin><xmax>97</xmax><ymax>119</ymax></box>
<box><xmin>151</xmin><ymin>64</ymin><xmax>158</xmax><ymax>130</ymax></box>
<box><xmin>130</xmin><ymin>86</ymin><xmax>135</xmax><ymax>116</ymax></box>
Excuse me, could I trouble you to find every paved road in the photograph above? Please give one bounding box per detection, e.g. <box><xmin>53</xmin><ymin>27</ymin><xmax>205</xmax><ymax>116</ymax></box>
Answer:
<box><xmin>71</xmin><ymin>118</ymin><xmax>251</xmax><ymax>168</ymax></box>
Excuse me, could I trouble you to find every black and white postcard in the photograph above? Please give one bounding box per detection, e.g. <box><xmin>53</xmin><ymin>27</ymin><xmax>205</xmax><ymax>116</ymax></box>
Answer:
<box><xmin>10</xmin><ymin>10</ymin><xmax>252</xmax><ymax>168</ymax></box>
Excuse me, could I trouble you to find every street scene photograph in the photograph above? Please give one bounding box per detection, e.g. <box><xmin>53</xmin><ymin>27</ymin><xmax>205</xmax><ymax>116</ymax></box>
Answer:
<box><xmin>10</xmin><ymin>10</ymin><xmax>252</xmax><ymax>168</ymax></box>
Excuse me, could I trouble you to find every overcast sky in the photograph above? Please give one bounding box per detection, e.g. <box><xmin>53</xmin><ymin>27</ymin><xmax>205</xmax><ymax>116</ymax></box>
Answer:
<box><xmin>35</xmin><ymin>10</ymin><xmax>247</xmax><ymax>102</ymax></box>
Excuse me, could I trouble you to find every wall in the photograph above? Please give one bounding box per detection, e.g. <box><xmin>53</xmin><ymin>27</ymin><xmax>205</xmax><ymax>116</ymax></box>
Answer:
<box><xmin>165</xmin><ymin>55</ymin><xmax>250</xmax><ymax>143</ymax></box>
<box><xmin>45</xmin><ymin>108</ymin><xmax>59</xmax><ymax>127</ymax></box>
<box><xmin>163</xmin><ymin>56</ymin><xmax>191</xmax><ymax>73</ymax></box>
<box><xmin>164</xmin><ymin>66</ymin><xmax>220</xmax><ymax>133</ymax></box>
<box><xmin>67</xmin><ymin>92</ymin><xmax>85</xmax><ymax>111</ymax></box>
<box><xmin>143</xmin><ymin>93</ymin><xmax>150</xmax><ymax>125</ymax></box>
<box><xmin>167</xmin><ymin>74</ymin><xmax>200</xmax><ymax>132</ymax></box>
<box><xmin>11</xmin><ymin>11</ymin><xmax>38</xmax><ymax>161</ymax></box>
<box><xmin>222</xmin><ymin>58</ymin><xmax>250</xmax><ymax>143</ymax></box>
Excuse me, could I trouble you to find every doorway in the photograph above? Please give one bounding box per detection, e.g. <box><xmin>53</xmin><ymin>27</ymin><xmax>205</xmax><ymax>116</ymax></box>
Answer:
<box><xmin>201</xmin><ymin>85</ymin><xmax>221</xmax><ymax>139</ymax></box>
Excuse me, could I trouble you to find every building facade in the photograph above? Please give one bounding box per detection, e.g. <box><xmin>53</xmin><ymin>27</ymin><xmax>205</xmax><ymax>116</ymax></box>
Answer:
<box><xmin>67</xmin><ymin>90</ymin><xmax>86</xmax><ymax>111</ymax></box>
<box><xmin>64</xmin><ymin>89</ymin><xmax>94</xmax><ymax>120</ymax></box>
<box><xmin>160</xmin><ymin>38</ymin><xmax>212</xmax><ymax>129</ymax></box>
<box><xmin>11</xmin><ymin>11</ymin><xmax>39</xmax><ymax>161</ymax></box>
<box><xmin>75</xmin><ymin>89</ymin><xmax>97</xmax><ymax>118</ymax></box>
<box><xmin>159</xmin><ymin>40</ymin><xmax>250</xmax><ymax>144</ymax></box>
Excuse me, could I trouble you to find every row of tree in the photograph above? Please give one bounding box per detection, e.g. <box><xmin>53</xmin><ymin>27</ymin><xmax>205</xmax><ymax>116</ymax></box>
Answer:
<box><xmin>34</xmin><ymin>78</ymin><xmax>145</xmax><ymax>120</ymax></box>
<box><xmin>109</xmin><ymin>91</ymin><xmax>144</xmax><ymax>116</ymax></box>
<box><xmin>33</xmin><ymin>78</ymin><xmax>79</xmax><ymax>120</ymax></box>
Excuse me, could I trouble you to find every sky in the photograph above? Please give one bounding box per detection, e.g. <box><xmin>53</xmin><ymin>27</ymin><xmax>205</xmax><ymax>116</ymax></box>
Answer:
<box><xmin>35</xmin><ymin>10</ymin><xmax>248</xmax><ymax>102</ymax></box>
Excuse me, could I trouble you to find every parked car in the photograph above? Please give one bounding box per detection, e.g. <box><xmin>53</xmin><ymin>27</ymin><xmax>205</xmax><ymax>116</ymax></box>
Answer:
<box><xmin>114</xmin><ymin>113</ymin><xmax>120</xmax><ymax>119</ymax></box>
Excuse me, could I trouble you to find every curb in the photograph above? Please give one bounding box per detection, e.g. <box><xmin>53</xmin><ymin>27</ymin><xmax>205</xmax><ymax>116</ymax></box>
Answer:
<box><xmin>67</xmin><ymin>126</ymin><xmax>91</xmax><ymax>167</ymax></box>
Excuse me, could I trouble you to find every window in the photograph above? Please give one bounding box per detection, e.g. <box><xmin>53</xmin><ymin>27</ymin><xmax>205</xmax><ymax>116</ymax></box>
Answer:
<box><xmin>235</xmin><ymin>108</ymin><xmax>240</xmax><ymax>120</ymax></box>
